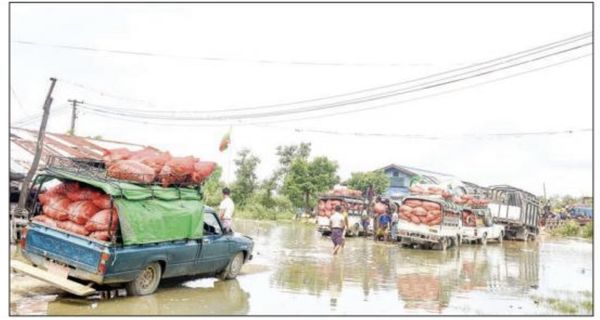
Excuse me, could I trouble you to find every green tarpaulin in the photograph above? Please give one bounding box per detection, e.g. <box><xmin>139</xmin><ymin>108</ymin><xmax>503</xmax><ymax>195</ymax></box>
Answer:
<box><xmin>40</xmin><ymin>169</ymin><xmax>205</xmax><ymax>245</ymax></box>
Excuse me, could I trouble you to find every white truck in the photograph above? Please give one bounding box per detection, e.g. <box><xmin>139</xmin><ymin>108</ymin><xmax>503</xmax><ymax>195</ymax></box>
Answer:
<box><xmin>397</xmin><ymin>196</ymin><xmax>463</xmax><ymax>250</ymax></box>
<box><xmin>486</xmin><ymin>185</ymin><xmax>540</xmax><ymax>241</ymax></box>
<box><xmin>460</xmin><ymin>207</ymin><xmax>505</xmax><ymax>244</ymax></box>
<box><xmin>315</xmin><ymin>195</ymin><xmax>371</xmax><ymax>237</ymax></box>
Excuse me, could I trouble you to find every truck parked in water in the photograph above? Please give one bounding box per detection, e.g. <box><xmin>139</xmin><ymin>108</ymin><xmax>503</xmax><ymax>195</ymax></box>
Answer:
<box><xmin>460</xmin><ymin>207</ymin><xmax>505</xmax><ymax>244</ymax></box>
<box><xmin>397</xmin><ymin>195</ymin><xmax>462</xmax><ymax>250</ymax></box>
<box><xmin>486</xmin><ymin>185</ymin><xmax>541</xmax><ymax>241</ymax></box>
<box><xmin>315</xmin><ymin>194</ymin><xmax>371</xmax><ymax>237</ymax></box>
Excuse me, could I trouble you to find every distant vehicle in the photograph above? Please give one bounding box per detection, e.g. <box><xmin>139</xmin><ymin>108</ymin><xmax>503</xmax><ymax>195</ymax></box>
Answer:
<box><xmin>486</xmin><ymin>185</ymin><xmax>540</xmax><ymax>241</ymax></box>
<box><xmin>315</xmin><ymin>195</ymin><xmax>371</xmax><ymax>237</ymax></box>
<box><xmin>14</xmin><ymin>165</ymin><xmax>254</xmax><ymax>297</ymax></box>
<box><xmin>397</xmin><ymin>195</ymin><xmax>462</xmax><ymax>250</ymax></box>
<box><xmin>460</xmin><ymin>208</ymin><xmax>505</xmax><ymax>244</ymax></box>
<box><xmin>569</xmin><ymin>206</ymin><xmax>592</xmax><ymax>219</ymax></box>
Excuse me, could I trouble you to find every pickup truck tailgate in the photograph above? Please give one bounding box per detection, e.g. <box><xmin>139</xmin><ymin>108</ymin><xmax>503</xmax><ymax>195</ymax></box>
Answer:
<box><xmin>23</xmin><ymin>223</ymin><xmax>107</xmax><ymax>274</ymax></box>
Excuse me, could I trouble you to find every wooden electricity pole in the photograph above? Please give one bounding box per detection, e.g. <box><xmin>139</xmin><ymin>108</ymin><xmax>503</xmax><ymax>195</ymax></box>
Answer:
<box><xmin>67</xmin><ymin>99</ymin><xmax>84</xmax><ymax>135</ymax></box>
<box><xmin>16</xmin><ymin>77</ymin><xmax>57</xmax><ymax>214</ymax></box>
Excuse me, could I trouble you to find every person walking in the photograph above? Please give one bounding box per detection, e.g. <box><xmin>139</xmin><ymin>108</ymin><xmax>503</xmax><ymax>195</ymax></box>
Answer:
<box><xmin>219</xmin><ymin>187</ymin><xmax>235</xmax><ymax>232</ymax></box>
<box><xmin>390</xmin><ymin>209</ymin><xmax>399</xmax><ymax>242</ymax></box>
<box><xmin>377</xmin><ymin>211</ymin><xmax>391</xmax><ymax>241</ymax></box>
<box><xmin>329</xmin><ymin>205</ymin><xmax>347</xmax><ymax>255</ymax></box>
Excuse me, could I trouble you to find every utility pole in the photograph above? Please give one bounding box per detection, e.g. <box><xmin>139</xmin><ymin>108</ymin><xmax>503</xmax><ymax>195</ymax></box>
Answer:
<box><xmin>67</xmin><ymin>98</ymin><xmax>84</xmax><ymax>135</ymax></box>
<box><xmin>16</xmin><ymin>78</ymin><xmax>57</xmax><ymax>215</ymax></box>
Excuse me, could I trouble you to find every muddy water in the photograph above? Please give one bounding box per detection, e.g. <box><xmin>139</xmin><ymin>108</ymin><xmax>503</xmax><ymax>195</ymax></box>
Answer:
<box><xmin>12</xmin><ymin>220</ymin><xmax>592</xmax><ymax>315</ymax></box>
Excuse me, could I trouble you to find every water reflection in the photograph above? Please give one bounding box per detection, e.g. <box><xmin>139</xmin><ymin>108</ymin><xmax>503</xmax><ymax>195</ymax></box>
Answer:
<box><xmin>47</xmin><ymin>278</ymin><xmax>249</xmax><ymax>315</ymax></box>
<box><xmin>264</xmin><ymin>222</ymin><xmax>542</xmax><ymax>314</ymax></box>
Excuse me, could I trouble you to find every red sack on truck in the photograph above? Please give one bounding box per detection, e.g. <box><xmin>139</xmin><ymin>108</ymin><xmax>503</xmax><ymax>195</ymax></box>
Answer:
<box><xmin>374</xmin><ymin>202</ymin><xmax>387</xmax><ymax>214</ymax></box>
<box><xmin>85</xmin><ymin>209</ymin><xmax>119</xmax><ymax>232</ymax></box>
<box><xmin>58</xmin><ymin>220</ymin><xmax>90</xmax><ymax>236</ymax></box>
<box><xmin>66</xmin><ymin>187</ymin><xmax>104</xmax><ymax>202</ymax></box>
<box><xmin>67</xmin><ymin>200</ymin><xmax>100</xmax><ymax>225</ymax></box>
<box><xmin>42</xmin><ymin>197</ymin><xmax>71</xmax><ymax>221</ymax></box>
<box><xmin>92</xmin><ymin>194</ymin><xmax>112</xmax><ymax>210</ymax></box>
<box><xmin>158</xmin><ymin>156</ymin><xmax>196</xmax><ymax>186</ymax></box>
<box><xmin>191</xmin><ymin>161</ymin><xmax>217</xmax><ymax>183</ymax></box>
<box><xmin>422</xmin><ymin>201</ymin><xmax>441</xmax><ymax>211</ymax></box>
<box><xmin>129</xmin><ymin>147</ymin><xmax>172</xmax><ymax>174</ymax></box>
<box><xmin>32</xmin><ymin>215</ymin><xmax>59</xmax><ymax>227</ymax></box>
<box><xmin>103</xmin><ymin>148</ymin><xmax>132</xmax><ymax>166</ymax></box>
<box><xmin>89</xmin><ymin>231</ymin><xmax>111</xmax><ymax>241</ymax></box>
<box><xmin>107</xmin><ymin>160</ymin><xmax>156</xmax><ymax>184</ymax></box>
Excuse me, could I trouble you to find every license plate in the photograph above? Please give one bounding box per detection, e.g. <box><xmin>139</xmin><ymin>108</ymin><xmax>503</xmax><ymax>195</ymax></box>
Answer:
<box><xmin>46</xmin><ymin>262</ymin><xmax>70</xmax><ymax>279</ymax></box>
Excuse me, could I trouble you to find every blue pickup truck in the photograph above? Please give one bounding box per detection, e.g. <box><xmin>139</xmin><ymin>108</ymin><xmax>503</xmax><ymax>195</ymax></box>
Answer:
<box><xmin>15</xmin><ymin>167</ymin><xmax>254</xmax><ymax>296</ymax></box>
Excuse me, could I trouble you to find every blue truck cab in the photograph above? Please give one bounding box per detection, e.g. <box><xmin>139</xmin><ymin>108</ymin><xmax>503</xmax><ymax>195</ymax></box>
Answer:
<box><xmin>17</xmin><ymin>164</ymin><xmax>254</xmax><ymax>296</ymax></box>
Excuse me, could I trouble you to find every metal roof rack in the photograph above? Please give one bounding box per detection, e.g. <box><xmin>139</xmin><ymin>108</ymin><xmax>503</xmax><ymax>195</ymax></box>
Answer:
<box><xmin>43</xmin><ymin>155</ymin><xmax>204</xmax><ymax>190</ymax></box>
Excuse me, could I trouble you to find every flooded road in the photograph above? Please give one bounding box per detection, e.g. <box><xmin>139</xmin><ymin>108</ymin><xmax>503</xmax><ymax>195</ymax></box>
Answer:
<box><xmin>11</xmin><ymin>219</ymin><xmax>593</xmax><ymax>315</ymax></box>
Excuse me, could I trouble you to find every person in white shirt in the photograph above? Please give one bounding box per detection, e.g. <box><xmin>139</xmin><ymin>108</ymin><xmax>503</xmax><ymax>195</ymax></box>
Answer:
<box><xmin>329</xmin><ymin>205</ymin><xmax>347</xmax><ymax>255</ymax></box>
<box><xmin>219</xmin><ymin>187</ymin><xmax>235</xmax><ymax>232</ymax></box>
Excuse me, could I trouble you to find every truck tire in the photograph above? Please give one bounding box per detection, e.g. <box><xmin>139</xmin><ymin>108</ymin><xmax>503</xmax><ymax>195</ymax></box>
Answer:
<box><xmin>219</xmin><ymin>252</ymin><xmax>244</xmax><ymax>280</ymax></box>
<box><xmin>126</xmin><ymin>262</ymin><xmax>162</xmax><ymax>296</ymax></box>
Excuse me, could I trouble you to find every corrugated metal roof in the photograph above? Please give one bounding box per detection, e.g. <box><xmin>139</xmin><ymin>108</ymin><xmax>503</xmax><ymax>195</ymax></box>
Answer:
<box><xmin>10</xmin><ymin>127</ymin><xmax>145</xmax><ymax>174</ymax></box>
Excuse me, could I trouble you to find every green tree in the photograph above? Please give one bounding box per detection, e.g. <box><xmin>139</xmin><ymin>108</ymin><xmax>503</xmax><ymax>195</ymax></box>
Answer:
<box><xmin>231</xmin><ymin>149</ymin><xmax>261</xmax><ymax>207</ymax></box>
<box><xmin>346</xmin><ymin>170</ymin><xmax>390</xmax><ymax>195</ymax></box>
<box><xmin>202</xmin><ymin>165</ymin><xmax>225</xmax><ymax>207</ymax></box>
<box><xmin>262</xmin><ymin>142</ymin><xmax>312</xmax><ymax>207</ymax></box>
<box><xmin>283</xmin><ymin>156</ymin><xmax>339</xmax><ymax>213</ymax></box>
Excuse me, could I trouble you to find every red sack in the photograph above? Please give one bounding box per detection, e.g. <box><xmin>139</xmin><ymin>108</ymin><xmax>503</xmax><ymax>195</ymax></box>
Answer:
<box><xmin>107</xmin><ymin>160</ymin><xmax>156</xmax><ymax>184</ymax></box>
<box><xmin>38</xmin><ymin>193</ymin><xmax>51</xmax><ymax>206</ymax></box>
<box><xmin>42</xmin><ymin>197</ymin><xmax>71</xmax><ymax>221</ymax></box>
<box><xmin>404</xmin><ymin>200</ymin><xmax>423</xmax><ymax>208</ymax></box>
<box><xmin>191</xmin><ymin>161</ymin><xmax>217</xmax><ymax>183</ymax></box>
<box><xmin>67</xmin><ymin>201</ymin><xmax>100</xmax><ymax>225</ymax></box>
<box><xmin>85</xmin><ymin>209</ymin><xmax>119</xmax><ymax>232</ymax></box>
<box><xmin>374</xmin><ymin>202</ymin><xmax>387</xmax><ymax>214</ymax></box>
<box><xmin>57</xmin><ymin>220</ymin><xmax>90</xmax><ymax>236</ymax></box>
<box><xmin>410</xmin><ymin>215</ymin><xmax>421</xmax><ymax>224</ymax></box>
<box><xmin>428</xmin><ymin>210</ymin><xmax>442</xmax><ymax>217</ymax></box>
<box><xmin>427</xmin><ymin>216</ymin><xmax>442</xmax><ymax>226</ymax></box>
<box><xmin>92</xmin><ymin>194</ymin><xmax>112</xmax><ymax>210</ymax></box>
<box><xmin>165</xmin><ymin>156</ymin><xmax>196</xmax><ymax>176</ymax></box>
<box><xmin>412</xmin><ymin>207</ymin><xmax>427</xmax><ymax>217</ymax></box>
<box><xmin>89</xmin><ymin>231</ymin><xmax>111</xmax><ymax>241</ymax></box>
<box><xmin>422</xmin><ymin>201</ymin><xmax>441</xmax><ymax>211</ymax></box>
<box><xmin>66</xmin><ymin>187</ymin><xmax>104</xmax><ymax>202</ymax></box>
<box><xmin>129</xmin><ymin>147</ymin><xmax>172</xmax><ymax>174</ymax></box>
<box><xmin>103</xmin><ymin>148</ymin><xmax>132</xmax><ymax>165</ymax></box>
<box><xmin>399</xmin><ymin>205</ymin><xmax>413</xmax><ymax>213</ymax></box>
<box><xmin>399</xmin><ymin>212</ymin><xmax>411</xmax><ymax>221</ymax></box>
<box><xmin>32</xmin><ymin>215</ymin><xmax>58</xmax><ymax>228</ymax></box>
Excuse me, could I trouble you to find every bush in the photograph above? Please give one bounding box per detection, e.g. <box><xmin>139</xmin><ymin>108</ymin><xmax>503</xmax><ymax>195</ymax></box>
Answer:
<box><xmin>550</xmin><ymin>220</ymin><xmax>582</xmax><ymax>237</ymax></box>
<box><xmin>235</xmin><ymin>202</ymin><xmax>295</xmax><ymax>221</ymax></box>
<box><xmin>581</xmin><ymin>223</ymin><xmax>593</xmax><ymax>239</ymax></box>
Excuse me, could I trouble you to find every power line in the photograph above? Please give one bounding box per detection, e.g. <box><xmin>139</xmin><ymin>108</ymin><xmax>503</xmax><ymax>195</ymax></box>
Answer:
<box><xmin>14</xmin><ymin>39</ymin><xmax>474</xmax><ymax>68</ymax></box>
<box><xmin>79</xmin><ymin>52</ymin><xmax>591</xmax><ymax>128</ymax></box>
<box><xmin>58</xmin><ymin>32</ymin><xmax>592</xmax><ymax>115</ymax></box>
<box><xmin>79</xmin><ymin>40</ymin><xmax>592</xmax><ymax>121</ymax></box>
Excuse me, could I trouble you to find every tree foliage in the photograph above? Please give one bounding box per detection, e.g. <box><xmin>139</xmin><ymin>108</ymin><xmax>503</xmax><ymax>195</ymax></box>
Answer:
<box><xmin>282</xmin><ymin>156</ymin><xmax>339</xmax><ymax>212</ymax></box>
<box><xmin>202</xmin><ymin>165</ymin><xmax>225</xmax><ymax>207</ymax></box>
<box><xmin>346</xmin><ymin>170</ymin><xmax>390</xmax><ymax>195</ymax></box>
<box><xmin>231</xmin><ymin>148</ymin><xmax>261</xmax><ymax>207</ymax></box>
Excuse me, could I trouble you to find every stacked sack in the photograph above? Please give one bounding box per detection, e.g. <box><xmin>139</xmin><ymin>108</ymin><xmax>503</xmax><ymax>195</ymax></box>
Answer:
<box><xmin>103</xmin><ymin>147</ymin><xmax>217</xmax><ymax>187</ymax></box>
<box><xmin>33</xmin><ymin>182</ymin><xmax>119</xmax><ymax>241</ymax></box>
<box><xmin>398</xmin><ymin>199</ymin><xmax>443</xmax><ymax>226</ymax></box>
<box><xmin>461</xmin><ymin>210</ymin><xmax>477</xmax><ymax>227</ymax></box>
<box><xmin>317</xmin><ymin>199</ymin><xmax>342</xmax><ymax>217</ymax></box>
<box><xmin>326</xmin><ymin>186</ymin><xmax>363</xmax><ymax>198</ymax></box>
<box><xmin>409</xmin><ymin>185</ymin><xmax>490</xmax><ymax>208</ymax></box>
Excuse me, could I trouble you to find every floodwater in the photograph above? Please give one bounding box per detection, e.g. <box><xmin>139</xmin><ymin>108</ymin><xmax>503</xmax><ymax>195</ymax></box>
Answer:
<box><xmin>11</xmin><ymin>219</ymin><xmax>593</xmax><ymax>315</ymax></box>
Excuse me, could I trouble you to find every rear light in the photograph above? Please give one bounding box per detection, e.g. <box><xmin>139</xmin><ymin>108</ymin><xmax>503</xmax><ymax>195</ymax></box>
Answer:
<box><xmin>19</xmin><ymin>227</ymin><xmax>28</xmax><ymax>249</ymax></box>
<box><xmin>98</xmin><ymin>251</ymin><xmax>111</xmax><ymax>274</ymax></box>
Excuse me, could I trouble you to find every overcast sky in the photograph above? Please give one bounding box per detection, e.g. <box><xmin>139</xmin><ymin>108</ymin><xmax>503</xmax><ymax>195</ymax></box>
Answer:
<box><xmin>9</xmin><ymin>3</ymin><xmax>592</xmax><ymax>196</ymax></box>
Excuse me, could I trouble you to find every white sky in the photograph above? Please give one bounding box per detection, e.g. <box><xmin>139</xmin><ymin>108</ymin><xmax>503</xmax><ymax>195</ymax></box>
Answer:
<box><xmin>8</xmin><ymin>3</ymin><xmax>593</xmax><ymax>196</ymax></box>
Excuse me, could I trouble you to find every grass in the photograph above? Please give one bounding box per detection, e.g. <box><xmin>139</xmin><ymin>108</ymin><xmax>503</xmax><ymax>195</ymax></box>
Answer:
<box><xmin>549</xmin><ymin>220</ymin><xmax>593</xmax><ymax>239</ymax></box>
<box><xmin>532</xmin><ymin>293</ymin><xmax>593</xmax><ymax>315</ymax></box>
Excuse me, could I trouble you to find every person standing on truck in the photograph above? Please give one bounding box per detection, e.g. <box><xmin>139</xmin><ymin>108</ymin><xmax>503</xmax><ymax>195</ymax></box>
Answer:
<box><xmin>219</xmin><ymin>187</ymin><xmax>235</xmax><ymax>232</ymax></box>
<box><xmin>330</xmin><ymin>205</ymin><xmax>346</xmax><ymax>255</ymax></box>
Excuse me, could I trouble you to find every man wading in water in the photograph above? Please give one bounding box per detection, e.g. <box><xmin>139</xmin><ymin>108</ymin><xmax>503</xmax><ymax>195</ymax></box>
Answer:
<box><xmin>330</xmin><ymin>205</ymin><xmax>347</xmax><ymax>255</ymax></box>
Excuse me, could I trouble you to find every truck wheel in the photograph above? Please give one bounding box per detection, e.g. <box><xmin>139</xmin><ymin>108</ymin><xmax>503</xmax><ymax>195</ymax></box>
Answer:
<box><xmin>219</xmin><ymin>252</ymin><xmax>244</xmax><ymax>280</ymax></box>
<box><xmin>126</xmin><ymin>262</ymin><xmax>162</xmax><ymax>296</ymax></box>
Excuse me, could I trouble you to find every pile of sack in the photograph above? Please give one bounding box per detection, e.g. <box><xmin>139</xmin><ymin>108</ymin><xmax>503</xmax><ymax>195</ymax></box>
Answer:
<box><xmin>399</xmin><ymin>199</ymin><xmax>443</xmax><ymax>226</ymax></box>
<box><xmin>462</xmin><ymin>210</ymin><xmax>477</xmax><ymax>227</ymax></box>
<box><xmin>317</xmin><ymin>199</ymin><xmax>365</xmax><ymax>217</ymax></box>
<box><xmin>409</xmin><ymin>184</ymin><xmax>490</xmax><ymax>208</ymax></box>
<box><xmin>33</xmin><ymin>181</ymin><xmax>119</xmax><ymax>241</ymax></box>
<box><xmin>103</xmin><ymin>147</ymin><xmax>217</xmax><ymax>187</ymax></box>
<box><xmin>325</xmin><ymin>186</ymin><xmax>363</xmax><ymax>198</ymax></box>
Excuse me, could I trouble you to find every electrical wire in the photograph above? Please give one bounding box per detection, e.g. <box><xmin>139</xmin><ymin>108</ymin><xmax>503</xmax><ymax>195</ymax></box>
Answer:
<box><xmin>78</xmin><ymin>52</ymin><xmax>592</xmax><ymax>128</ymax></box>
<box><xmin>78</xmin><ymin>40</ymin><xmax>592</xmax><ymax>121</ymax></box>
<box><xmin>60</xmin><ymin>32</ymin><xmax>591</xmax><ymax>115</ymax></box>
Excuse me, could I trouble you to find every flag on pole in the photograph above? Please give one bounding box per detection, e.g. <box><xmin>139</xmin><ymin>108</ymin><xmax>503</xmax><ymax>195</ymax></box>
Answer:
<box><xmin>219</xmin><ymin>128</ymin><xmax>231</xmax><ymax>152</ymax></box>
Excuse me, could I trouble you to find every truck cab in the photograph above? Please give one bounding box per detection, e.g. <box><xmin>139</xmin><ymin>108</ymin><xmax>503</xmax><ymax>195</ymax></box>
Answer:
<box><xmin>460</xmin><ymin>208</ymin><xmax>505</xmax><ymax>244</ymax></box>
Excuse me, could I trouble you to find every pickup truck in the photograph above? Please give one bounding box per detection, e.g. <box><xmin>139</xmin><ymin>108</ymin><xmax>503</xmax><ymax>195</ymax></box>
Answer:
<box><xmin>460</xmin><ymin>208</ymin><xmax>505</xmax><ymax>244</ymax></box>
<box><xmin>14</xmin><ymin>168</ymin><xmax>254</xmax><ymax>296</ymax></box>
